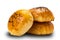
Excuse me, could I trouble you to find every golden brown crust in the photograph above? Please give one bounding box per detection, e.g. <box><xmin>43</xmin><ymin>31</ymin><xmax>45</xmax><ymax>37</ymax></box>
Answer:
<box><xmin>30</xmin><ymin>7</ymin><xmax>54</xmax><ymax>22</ymax></box>
<box><xmin>27</xmin><ymin>22</ymin><xmax>54</xmax><ymax>35</ymax></box>
<box><xmin>8</xmin><ymin>9</ymin><xmax>33</xmax><ymax>36</ymax></box>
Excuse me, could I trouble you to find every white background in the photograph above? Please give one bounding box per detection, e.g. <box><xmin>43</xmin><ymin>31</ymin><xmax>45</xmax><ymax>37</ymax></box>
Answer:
<box><xmin>0</xmin><ymin>0</ymin><xmax>60</xmax><ymax>40</ymax></box>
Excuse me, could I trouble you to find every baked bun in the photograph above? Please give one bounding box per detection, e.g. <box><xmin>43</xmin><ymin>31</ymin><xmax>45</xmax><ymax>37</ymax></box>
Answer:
<box><xmin>30</xmin><ymin>7</ymin><xmax>54</xmax><ymax>22</ymax></box>
<box><xmin>27</xmin><ymin>22</ymin><xmax>54</xmax><ymax>35</ymax></box>
<box><xmin>8</xmin><ymin>9</ymin><xmax>33</xmax><ymax>36</ymax></box>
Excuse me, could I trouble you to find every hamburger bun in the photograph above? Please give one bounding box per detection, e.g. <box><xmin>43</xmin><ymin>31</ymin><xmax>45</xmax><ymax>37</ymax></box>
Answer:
<box><xmin>8</xmin><ymin>9</ymin><xmax>33</xmax><ymax>36</ymax></box>
<box><xmin>30</xmin><ymin>7</ymin><xmax>54</xmax><ymax>22</ymax></box>
<box><xmin>27</xmin><ymin>22</ymin><xmax>54</xmax><ymax>35</ymax></box>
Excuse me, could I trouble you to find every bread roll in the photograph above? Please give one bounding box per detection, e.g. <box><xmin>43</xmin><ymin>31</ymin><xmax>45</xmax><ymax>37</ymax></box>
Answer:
<box><xmin>27</xmin><ymin>22</ymin><xmax>54</xmax><ymax>35</ymax></box>
<box><xmin>30</xmin><ymin>7</ymin><xmax>54</xmax><ymax>22</ymax></box>
<box><xmin>8</xmin><ymin>9</ymin><xmax>33</xmax><ymax>36</ymax></box>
